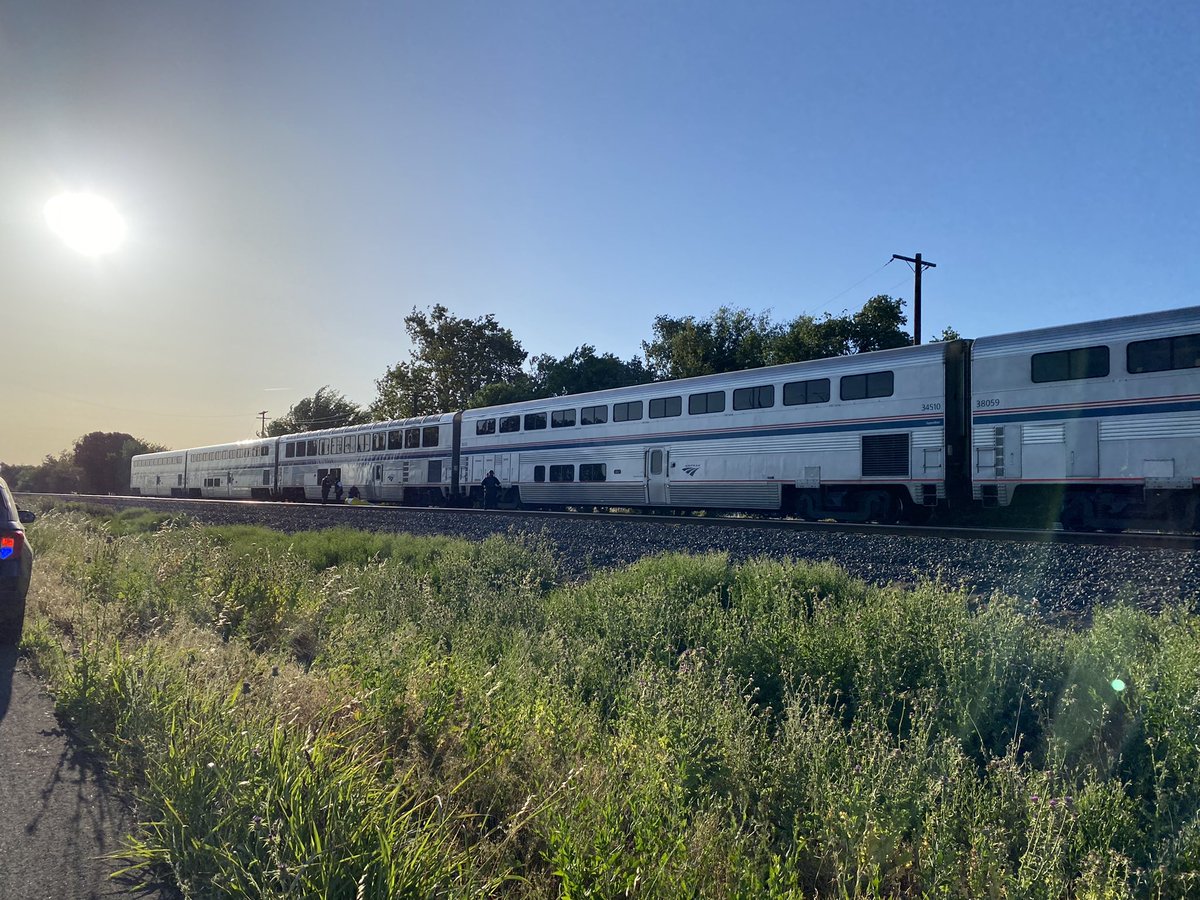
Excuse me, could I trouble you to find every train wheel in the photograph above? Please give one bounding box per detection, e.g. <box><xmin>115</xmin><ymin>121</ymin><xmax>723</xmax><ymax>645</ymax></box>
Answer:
<box><xmin>902</xmin><ymin>498</ymin><xmax>933</xmax><ymax>525</ymax></box>
<box><xmin>864</xmin><ymin>491</ymin><xmax>898</xmax><ymax>524</ymax></box>
<box><xmin>794</xmin><ymin>492</ymin><xmax>819</xmax><ymax>521</ymax></box>
<box><xmin>1060</xmin><ymin>494</ymin><xmax>1095</xmax><ymax>531</ymax></box>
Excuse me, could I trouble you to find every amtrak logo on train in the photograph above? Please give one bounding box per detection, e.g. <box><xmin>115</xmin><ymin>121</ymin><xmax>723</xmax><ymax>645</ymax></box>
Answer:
<box><xmin>682</xmin><ymin>465</ymin><xmax>700</xmax><ymax>476</ymax></box>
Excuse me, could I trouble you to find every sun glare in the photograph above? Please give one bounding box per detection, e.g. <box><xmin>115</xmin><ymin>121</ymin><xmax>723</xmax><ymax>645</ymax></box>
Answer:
<box><xmin>44</xmin><ymin>192</ymin><xmax>127</xmax><ymax>256</ymax></box>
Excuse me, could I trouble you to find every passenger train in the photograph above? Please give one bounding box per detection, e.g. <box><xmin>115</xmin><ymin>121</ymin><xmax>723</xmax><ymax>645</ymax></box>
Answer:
<box><xmin>131</xmin><ymin>306</ymin><xmax>1200</xmax><ymax>531</ymax></box>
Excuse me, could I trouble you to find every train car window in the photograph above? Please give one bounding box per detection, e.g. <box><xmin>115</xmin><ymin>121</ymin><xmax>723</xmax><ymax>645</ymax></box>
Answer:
<box><xmin>533</xmin><ymin>465</ymin><xmax>546</xmax><ymax>482</ymax></box>
<box><xmin>549</xmin><ymin>464</ymin><xmax>574</xmax><ymax>482</ymax></box>
<box><xmin>733</xmin><ymin>385</ymin><xmax>774</xmax><ymax>410</ymax></box>
<box><xmin>581</xmin><ymin>404</ymin><xmax>608</xmax><ymax>425</ymax></box>
<box><xmin>1174</xmin><ymin>334</ymin><xmax>1200</xmax><ymax>369</ymax></box>
<box><xmin>524</xmin><ymin>412</ymin><xmax>547</xmax><ymax>430</ymax></box>
<box><xmin>386</xmin><ymin>430</ymin><xmax>402</xmax><ymax>450</ymax></box>
<box><xmin>579</xmin><ymin>463</ymin><xmax>607</xmax><ymax>482</ymax></box>
<box><xmin>428</xmin><ymin>459</ymin><xmax>442</xmax><ymax>482</ymax></box>
<box><xmin>476</xmin><ymin>419</ymin><xmax>496</xmax><ymax>435</ymax></box>
<box><xmin>263</xmin><ymin>446</ymin><xmax>270</xmax><ymax>456</ymax></box>
<box><xmin>649</xmin><ymin>396</ymin><xmax>682</xmax><ymax>418</ymax></box>
<box><xmin>373</xmin><ymin>433</ymin><xmax>386</xmax><ymax>450</ymax></box>
<box><xmin>307</xmin><ymin>440</ymin><xmax>318</xmax><ymax>456</ymax></box>
<box><xmin>331</xmin><ymin>437</ymin><xmax>342</xmax><ymax>455</ymax></box>
<box><xmin>1031</xmin><ymin>346</ymin><xmax>1109</xmax><ymax>383</ymax></box>
<box><xmin>552</xmin><ymin>409</ymin><xmax>576</xmax><ymax>428</ymax></box>
<box><xmin>1127</xmin><ymin>333</ymin><xmax>1200</xmax><ymax>374</ymax></box>
<box><xmin>688</xmin><ymin>390</ymin><xmax>725</xmax><ymax>415</ymax></box>
<box><xmin>320</xmin><ymin>439</ymin><xmax>330</xmax><ymax>455</ymax></box>
<box><xmin>262</xmin><ymin>470</ymin><xmax>271</xmax><ymax>485</ymax></box>
<box><xmin>405</xmin><ymin>428</ymin><xmax>420</xmax><ymax>448</ymax></box>
<box><xmin>357</xmin><ymin>434</ymin><xmax>368</xmax><ymax>452</ymax></box>
<box><xmin>286</xmin><ymin>443</ymin><xmax>296</xmax><ymax>459</ymax></box>
<box><xmin>422</xmin><ymin>426</ymin><xmax>439</xmax><ymax>447</ymax></box>
<box><xmin>783</xmin><ymin>378</ymin><xmax>830</xmax><ymax>405</ymax></box>
<box><xmin>499</xmin><ymin>415</ymin><xmax>520</xmax><ymax>433</ymax></box>
<box><xmin>840</xmin><ymin>371</ymin><xmax>894</xmax><ymax>401</ymax></box>
<box><xmin>613</xmin><ymin>401</ymin><xmax>643</xmax><ymax>422</ymax></box>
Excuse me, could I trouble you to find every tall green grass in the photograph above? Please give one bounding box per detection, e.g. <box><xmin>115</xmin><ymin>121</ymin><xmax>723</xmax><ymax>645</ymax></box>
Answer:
<box><xmin>19</xmin><ymin>505</ymin><xmax>1200</xmax><ymax>897</ymax></box>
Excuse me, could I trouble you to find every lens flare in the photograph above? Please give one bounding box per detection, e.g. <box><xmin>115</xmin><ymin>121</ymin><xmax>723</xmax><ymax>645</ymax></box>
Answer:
<box><xmin>1111</xmin><ymin>678</ymin><xmax>1126</xmax><ymax>692</ymax></box>
<box><xmin>44</xmin><ymin>192</ymin><xmax>127</xmax><ymax>256</ymax></box>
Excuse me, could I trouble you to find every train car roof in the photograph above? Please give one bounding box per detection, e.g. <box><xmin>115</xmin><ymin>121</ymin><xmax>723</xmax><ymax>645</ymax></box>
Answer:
<box><xmin>273</xmin><ymin>412</ymin><xmax>456</xmax><ymax>442</ymax></box>
<box><xmin>972</xmin><ymin>305</ymin><xmax>1200</xmax><ymax>358</ymax></box>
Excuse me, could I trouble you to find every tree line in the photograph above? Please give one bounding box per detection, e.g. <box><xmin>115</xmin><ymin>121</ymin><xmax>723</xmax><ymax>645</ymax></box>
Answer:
<box><xmin>363</xmin><ymin>294</ymin><xmax>955</xmax><ymax>421</ymax></box>
<box><xmin>2</xmin><ymin>296</ymin><xmax>958</xmax><ymax>492</ymax></box>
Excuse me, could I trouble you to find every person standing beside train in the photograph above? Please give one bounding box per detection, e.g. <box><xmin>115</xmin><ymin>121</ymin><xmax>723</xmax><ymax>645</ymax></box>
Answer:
<box><xmin>481</xmin><ymin>470</ymin><xmax>501</xmax><ymax>510</ymax></box>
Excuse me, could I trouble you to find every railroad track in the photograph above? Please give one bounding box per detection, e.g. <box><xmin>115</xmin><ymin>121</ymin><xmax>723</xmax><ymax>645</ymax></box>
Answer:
<box><xmin>20</xmin><ymin>492</ymin><xmax>1200</xmax><ymax>553</ymax></box>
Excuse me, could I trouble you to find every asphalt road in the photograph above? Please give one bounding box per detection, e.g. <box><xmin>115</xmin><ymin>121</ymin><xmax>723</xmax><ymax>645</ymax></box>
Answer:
<box><xmin>0</xmin><ymin>645</ymin><xmax>174</xmax><ymax>900</ymax></box>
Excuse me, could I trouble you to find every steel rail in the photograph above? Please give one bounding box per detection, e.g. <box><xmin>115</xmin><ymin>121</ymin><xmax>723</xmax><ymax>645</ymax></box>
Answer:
<box><xmin>19</xmin><ymin>492</ymin><xmax>1200</xmax><ymax>553</ymax></box>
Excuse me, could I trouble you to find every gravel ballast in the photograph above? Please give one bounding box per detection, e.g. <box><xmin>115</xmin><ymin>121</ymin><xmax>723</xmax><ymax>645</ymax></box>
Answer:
<box><xmin>34</xmin><ymin>497</ymin><xmax>1200</xmax><ymax>622</ymax></box>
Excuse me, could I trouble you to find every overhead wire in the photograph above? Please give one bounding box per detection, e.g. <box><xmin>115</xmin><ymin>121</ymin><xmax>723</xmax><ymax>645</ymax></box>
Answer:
<box><xmin>815</xmin><ymin>258</ymin><xmax>896</xmax><ymax>310</ymax></box>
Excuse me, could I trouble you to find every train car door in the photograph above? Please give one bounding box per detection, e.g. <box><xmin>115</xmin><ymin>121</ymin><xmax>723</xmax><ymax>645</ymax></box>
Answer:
<box><xmin>646</xmin><ymin>447</ymin><xmax>670</xmax><ymax>504</ymax></box>
<box><xmin>1066</xmin><ymin>420</ymin><xmax>1099</xmax><ymax>478</ymax></box>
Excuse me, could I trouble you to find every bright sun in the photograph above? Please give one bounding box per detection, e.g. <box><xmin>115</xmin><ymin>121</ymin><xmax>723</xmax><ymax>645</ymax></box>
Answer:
<box><xmin>44</xmin><ymin>192</ymin><xmax>127</xmax><ymax>256</ymax></box>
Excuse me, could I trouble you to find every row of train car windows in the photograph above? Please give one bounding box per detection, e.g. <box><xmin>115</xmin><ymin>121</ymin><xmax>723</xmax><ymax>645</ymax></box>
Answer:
<box><xmin>285</xmin><ymin>426</ymin><xmax>440</xmax><ymax>459</ymax></box>
<box><xmin>531</xmin><ymin>463</ymin><xmax>606</xmax><ymax>483</ymax></box>
<box><xmin>1031</xmin><ymin>334</ymin><xmax>1200</xmax><ymax>383</ymax></box>
<box><xmin>132</xmin><ymin>456</ymin><xmax>185</xmax><ymax>468</ymax></box>
<box><xmin>474</xmin><ymin>372</ymin><xmax>896</xmax><ymax>435</ymax></box>
<box><xmin>194</xmin><ymin>447</ymin><xmax>270</xmax><ymax>462</ymax></box>
<box><xmin>202</xmin><ymin>471</ymin><xmax>270</xmax><ymax>486</ymax></box>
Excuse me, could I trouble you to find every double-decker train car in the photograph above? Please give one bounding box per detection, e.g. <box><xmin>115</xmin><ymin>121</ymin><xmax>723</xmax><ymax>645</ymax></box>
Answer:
<box><xmin>274</xmin><ymin>414</ymin><xmax>457</xmax><ymax>503</ymax></box>
<box><xmin>130</xmin><ymin>305</ymin><xmax>1200</xmax><ymax>531</ymax></box>
<box><xmin>971</xmin><ymin>305</ymin><xmax>1200</xmax><ymax>530</ymax></box>
<box><xmin>129</xmin><ymin>449</ymin><xmax>187</xmax><ymax>497</ymax></box>
<box><xmin>460</xmin><ymin>340</ymin><xmax>968</xmax><ymax>522</ymax></box>
<box><xmin>181</xmin><ymin>437</ymin><xmax>277</xmax><ymax>499</ymax></box>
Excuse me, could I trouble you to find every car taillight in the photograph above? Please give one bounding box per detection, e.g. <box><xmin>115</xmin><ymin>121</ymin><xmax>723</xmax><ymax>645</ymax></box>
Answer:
<box><xmin>0</xmin><ymin>532</ymin><xmax>23</xmax><ymax>560</ymax></box>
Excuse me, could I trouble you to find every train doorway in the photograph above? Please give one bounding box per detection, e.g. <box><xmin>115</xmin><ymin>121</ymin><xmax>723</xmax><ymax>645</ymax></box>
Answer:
<box><xmin>646</xmin><ymin>447</ymin><xmax>670</xmax><ymax>504</ymax></box>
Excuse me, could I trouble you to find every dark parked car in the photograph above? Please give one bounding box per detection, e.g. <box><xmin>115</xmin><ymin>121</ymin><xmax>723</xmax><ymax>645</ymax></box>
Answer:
<box><xmin>1</xmin><ymin>477</ymin><xmax>35</xmax><ymax>643</ymax></box>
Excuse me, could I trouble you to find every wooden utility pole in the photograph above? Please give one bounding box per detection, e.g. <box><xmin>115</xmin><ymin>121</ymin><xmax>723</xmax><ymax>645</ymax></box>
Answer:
<box><xmin>891</xmin><ymin>252</ymin><xmax>936</xmax><ymax>345</ymax></box>
<box><xmin>258</xmin><ymin>410</ymin><xmax>268</xmax><ymax>437</ymax></box>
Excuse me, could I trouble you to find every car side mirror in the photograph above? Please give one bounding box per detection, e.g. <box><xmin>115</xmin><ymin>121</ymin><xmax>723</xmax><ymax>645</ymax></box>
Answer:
<box><xmin>18</xmin><ymin>510</ymin><xmax>35</xmax><ymax>524</ymax></box>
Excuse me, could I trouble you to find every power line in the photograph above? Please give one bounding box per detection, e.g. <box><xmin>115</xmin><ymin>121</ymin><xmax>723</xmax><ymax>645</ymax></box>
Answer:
<box><xmin>816</xmin><ymin>259</ymin><xmax>896</xmax><ymax>309</ymax></box>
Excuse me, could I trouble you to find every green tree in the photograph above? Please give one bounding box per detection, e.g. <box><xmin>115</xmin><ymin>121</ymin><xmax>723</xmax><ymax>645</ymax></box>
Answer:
<box><xmin>72</xmin><ymin>432</ymin><xmax>162</xmax><ymax>494</ymax></box>
<box><xmin>531</xmin><ymin>345</ymin><xmax>652</xmax><ymax>397</ymax></box>
<box><xmin>0</xmin><ymin>462</ymin><xmax>44</xmax><ymax>491</ymax></box>
<box><xmin>372</xmin><ymin>305</ymin><xmax>527</xmax><ymax>418</ymax></box>
<box><xmin>26</xmin><ymin>452</ymin><xmax>85</xmax><ymax>492</ymax></box>
<box><xmin>931</xmin><ymin>326</ymin><xmax>963</xmax><ymax>342</ymax></box>
<box><xmin>266</xmin><ymin>386</ymin><xmax>367</xmax><ymax>436</ymax></box>
<box><xmin>642</xmin><ymin>307</ymin><xmax>778</xmax><ymax>380</ymax></box>
<box><xmin>467</xmin><ymin>376</ymin><xmax>539</xmax><ymax>409</ymax></box>
<box><xmin>769</xmin><ymin>312</ymin><xmax>854</xmax><ymax>364</ymax></box>
<box><xmin>845</xmin><ymin>294</ymin><xmax>910</xmax><ymax>353</ymax></box>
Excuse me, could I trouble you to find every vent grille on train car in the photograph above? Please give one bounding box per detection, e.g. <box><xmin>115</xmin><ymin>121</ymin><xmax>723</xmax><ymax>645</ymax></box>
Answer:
<box><xmin>862</xmin><ymin>433</ymin><xmax>910</xmax><ymax>478</ymax></box>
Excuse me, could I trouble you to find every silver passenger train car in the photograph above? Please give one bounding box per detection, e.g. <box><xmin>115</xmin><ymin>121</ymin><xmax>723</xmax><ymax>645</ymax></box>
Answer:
<box><xmin>460</xmin><ymin>340</ymin><xmax>967</xmax><ymax>522</ymax></box>
<box><xmin>971</xmin><ymin>305</ymin><xmax>1200</xmax><ymax>529</ymax></box>
<box><xmin>131</xmin><ymin>305</ymin><xmax>1200</xmax><ymax>530</ymax></box>
<box><xmin>273</xmin><ymin>414</ymin><xmax>456</xmax><ymax>503</ymax></box>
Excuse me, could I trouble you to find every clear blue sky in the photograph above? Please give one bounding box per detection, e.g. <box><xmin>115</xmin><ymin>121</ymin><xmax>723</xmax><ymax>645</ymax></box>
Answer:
<box><xmin>2</xmin><ymin>1</ymin><xmax>1197</xmax><ymax>463</ymax></box>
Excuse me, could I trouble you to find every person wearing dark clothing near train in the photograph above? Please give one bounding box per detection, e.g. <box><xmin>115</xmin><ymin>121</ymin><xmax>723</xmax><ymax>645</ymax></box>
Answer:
<box><xmin>334</xmin><ymin>478</ymin><xmax>344</xmax><ymax>503</ymax></box>
<box><xmin>481</xmin><ymin>470</ymin><xmax>501</xmax><ymax>509</ymax></box>
<box><xmin>320</xmin><ymin>473</ymin><xmax>332</xmax><ymax>504</ymax></box>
